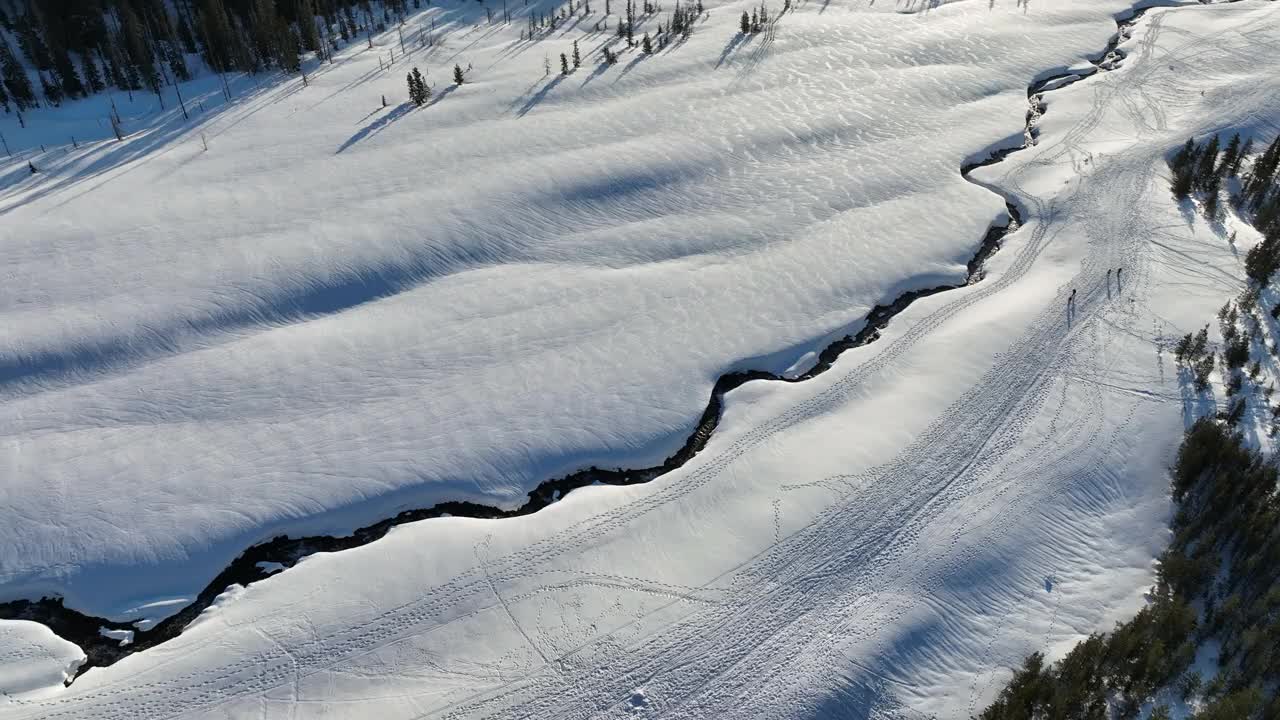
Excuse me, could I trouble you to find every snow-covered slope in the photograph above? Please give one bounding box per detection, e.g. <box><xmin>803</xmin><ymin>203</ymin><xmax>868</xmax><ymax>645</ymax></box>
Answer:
<box><xmin>0</xmin><ymin>620</ymin><xmax>83</xmax><ymax>702</ymax></box>
<box><xmin>1</xmin><ymin>0</ymin><xmax>1275</xmax><ymax>715</ymax></box>
<box><xmin>0</xmin><ymin>0</ymin><xmax>1196</xmax><ymax>620</ymax></box>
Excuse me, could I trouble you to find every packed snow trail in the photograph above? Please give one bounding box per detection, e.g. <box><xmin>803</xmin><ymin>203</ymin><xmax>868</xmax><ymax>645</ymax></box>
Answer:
<box><xmin>2</xmin><ymin>1</ymin><xmax>1275</xmax><ymax>717</ymax></box>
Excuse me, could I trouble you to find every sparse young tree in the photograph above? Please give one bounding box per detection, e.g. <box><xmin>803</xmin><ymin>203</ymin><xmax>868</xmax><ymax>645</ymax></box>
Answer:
<box><xmin>572</xmin><ymin>40</ymin><xmax>581</xmax><ymax>68</ymax></box>
<box><xmin>560</xmin><ymin>51</ymin><xmax>569</xmax><ymax>74</ymax></box>
<box><xmin>407</xmin><ymin>66</ymin><xmax>428</xmax><ymax>105</ymax></box>
<box><xmin>453</xmin><ymin>63</ymin><xmax>464</xmax><ymax>84</ymax></box>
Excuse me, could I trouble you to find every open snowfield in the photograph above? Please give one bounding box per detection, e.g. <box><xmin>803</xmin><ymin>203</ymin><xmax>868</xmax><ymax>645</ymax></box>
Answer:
<box><xmin>0</xmin><ymin>0</ymin><xmax>1221</xmax><ymax>619</ymax></box>
<box><xmin>2</xmin><ymin>0</ymin><xmax>1279</xmax><ymax>715</ymax></box>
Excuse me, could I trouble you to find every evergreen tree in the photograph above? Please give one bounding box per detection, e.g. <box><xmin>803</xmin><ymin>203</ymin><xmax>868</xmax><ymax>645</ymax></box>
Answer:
<box><xmin>453</xmin><ymin>63</ymin><xmax>464</xmax><ymax>84</ymax></box>
<box><xmin>560</xmin><ymin>51</ymin><xmax>569</xmax><ymax>74</ymax></box>
<box><xmin>165</xmin><ymin>39</ymin><xmax>191</xmax><ymax>82</ymax></box>
<box><xmin>407</xmin><ymin>66</ymin><xmax>428</xmax><ymax>105</ymax></box>
<box><xmin>641</xmin><ymin>32</ymin><xmax>652</xmax><ymax>53</ymax></box>
<box><xmin>1171</xmin><ymin>137</ymin><xmax>1196</xmax><ymax>172</ymax></box>
<box><xmin>1258</xmin><ymin>191</ymin><xmax>1280</xmax><ymax>238</ymax></box>
<box><xmin>278</xmin><ymin>27</ymin><xmax>302</xmax><ymax>72</ymax></box>
<box><xmin>299</xmin><ymin>0</ymin><xmax>321</xmax><ymax>53</ymax></box>
<box><xmin>416</xmin><ymin>68</ymin><xmax>429</xmax><ymax>102</ymax></box>
<box><xmin>1204</xmin><ymin>174</ymin><xmax>1222</xmax><ymax>220</ymax></box>
<box><xmin>1245</xmin><ymin>236</ymin><xmax>1280</xmax><ymax>285</ymax></box>
<box><xmin>1194</xmin><ymin>135</ymin><xmax>1220</xmax><ymax>193</ymax></box>
<box><xmin>119</xmin><ymin>4</ymin><xmax>161</xmax><ymax>95</ymax></box>
<box><xmin>80</xmin><ymin>53</ymin><xmax>104</xmax><ymax>93</ymax></box>
<box><xmin>1233</xmin><ymin>138</ymin><xmax>1253</xmax><ymax>176</ymax></box>
<box><xmin>176</xmin><ymin>13</ymin><xmax>198</xmax><ymax>54</ymax></box>
<box><xmin>572</xmin><ymin>40</ymin><xmax>581</xmax><ymax>68</ymax></box>
<box><xmin>1172</xmin><ymin>163</ymin><xmax>1194</xmax><ymax>200</ymax></box>
<box><xmin>53</xmin><ymin>50</ymin><xmax>83</xmax><ymax>99</ymax></box>
<box><xmin>16</xmin><ymin>11</ymin><xmax>52</xmax><ymax>70</ymax></box>
<box><xmin>1219</xmin><ymin>133</ymin><xmax>1241</xmax><ymax>177</ymax></box>
<box><xmin>198</xmin><ymin>0</ymin><xmax>238</xmax><ymax>72</ymax></box>
<box><xmin>740</xmin><ymin>10</ymin><xmax>749</xmax><ymax>33</ymax></box>
<box><xmin>249</xmin><ymin>0</ymin><xmax>280</xmax><ymax>69</ymax></box>
<box><xmin>603</xmin><ymin>45</ymin><xmax>617</xmax><ymax>64</ymax></box>
<box><xmin>0</xmin><ymin>39</ymin><xmax>35</xmax><ymax>109</ymax></box>
<box><xmin>1247</xmin><ymin>136</ymin><xmax>1280</xmax><ymax>206</ymax></box>
<box><xmin>41</xmin><ymin>71</ymin><xmax>63</xmax><ymax>105</ymax></box>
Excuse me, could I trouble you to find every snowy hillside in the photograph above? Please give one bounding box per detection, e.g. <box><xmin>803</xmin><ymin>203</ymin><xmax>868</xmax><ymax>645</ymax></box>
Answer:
<box><xmin>2</xmin><ymin>0</ymin><xmax>1279</xmax><ymax>716</ymax></box>
<box><xmin>0</xmin><ymin>0</ymin><xmax>1193</xmax><ymax>618</ymax></box>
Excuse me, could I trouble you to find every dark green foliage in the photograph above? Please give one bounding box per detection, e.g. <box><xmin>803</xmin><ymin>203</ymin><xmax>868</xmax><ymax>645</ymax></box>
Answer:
<box><xmin>1246</xmin><ymin>237</ymin><xmax>1280</xmax><ymax>285</ymax></box>
<box><xmin>983</xmin><ymin>419</ymin><xmax>1280</xmax><ymax>719</ymax></box>
<box><xmin>572</xmin><ymin>40</ymin><xmax>580</xmax><ymax>68</ymax></box>
<box><xmin>0</xmin><ymin>38</ymin><xmax>36</xmax><ymax>109</ymax></box>
<box><xmin>453</xmin><ymin>63</ymin><xmax>464</xmax><ymax>85</ymax></box>
<box><xmin>559</xmin><ymin>51</ymin><xmax>569</xmax><ymax>74</ymax></box>
<box><xmin>1174</xmin><ymin>332</ymin><xmax>1194</xmax><ymax>364</ymax></box>
<box><xmin>80</xmin><ymin>53</ymin><xmax>104</xmax><ymax>93</ymax></box>
<box><xmin>52</xmin><ymin>47</ymin><xmax>84</xmax><ymax>99</ymax></box>
<box><xmin>740</xmin><ymin>9</ymin><xmax>749</xmax><ymax>33</ymax></box>
<box><xmin>0</xmin><ymin>0</ymin><xmax>393</xmax><ymax>105</ymax></box>
<box><xmin>1224</xmin><ymin>335</ymin><xmax>1250</xmax><ymax>369</ymax></box>
<box><xmin>1233</xmin><ymin>138</ymin><xmax>1252</xmax><ymax>176</ymax></box>
<box><xmin>1172</xmin><ymin>163</ymin><xmax>1194</xmax><ymax>199</ymax></box>
<box><xmin>17</xmin><ymin>10</ymin><xmax>52</xmax><ymax>70</ymax></box>
<box><xmin>41</xmin><ymin>71</ymin><xmax>63</xmax><ymax>106</ymax></box>
<box><xmin>1219</xmin><ymin>133</ymin><xmax>1241</xmax><ymax>177</ymax></box>
<box><xmin>407</xmin><ymin>66</ymin><xmax>428</xmax><ymax>105</ymax></box>
<box><xmin>1172</xmin><ymin>138</ymin><xmax>1197</xmax><ymax>171</ymax></box>
<box><xmin>1195</xmin><ymin>135</ymin><xmax>1220</xmax><ymax>193</ymax></box>
<box><xmin>641</xmin><ymin>32</ymin><xmax>652</xmax><ymax>53</ymax></box>
<box><xmin>1246</xmin><ymin>137</ymin><xmax>1280</xmax><ymax>210</ymax></box>
<box><xmin>1194</xmin><ymin>353</ymin><xmax>1214</xmax><ymax>392</ymax></box>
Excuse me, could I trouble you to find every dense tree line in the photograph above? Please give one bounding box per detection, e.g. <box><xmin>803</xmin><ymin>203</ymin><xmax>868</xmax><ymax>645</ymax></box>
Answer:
<box><xmin>1169</xmin><ymin>133</ymin><xmax>1280</xmax><ymax>284</ymax></box>
<box><xmin>0</xmin><ymin>0</ymin><xmax>411</xmax><ymax>114</ymax></box>
<box><xmin>981</xmin><ymin>419</ymin><xmax>1280</xmax><ymax>719</ymax></box>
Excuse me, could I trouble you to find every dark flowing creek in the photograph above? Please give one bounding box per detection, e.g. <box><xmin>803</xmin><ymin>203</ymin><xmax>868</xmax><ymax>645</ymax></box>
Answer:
<box><xmin>0</xmin><ymin>3</ymin><xmax>1163</xmax><ymax>682</ymax></box>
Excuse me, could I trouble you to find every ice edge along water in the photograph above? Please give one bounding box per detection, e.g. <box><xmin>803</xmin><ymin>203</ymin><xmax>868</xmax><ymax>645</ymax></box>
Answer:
<box><xmin>0</xmin><ymin>0</ymin><xmax>1168</xmax><ymax>680</ymax></box>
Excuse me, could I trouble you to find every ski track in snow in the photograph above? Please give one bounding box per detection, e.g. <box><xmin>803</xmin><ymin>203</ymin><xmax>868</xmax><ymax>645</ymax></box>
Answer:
<box><xmin>2</xmin><ymin>0</ymin><xmax>1278</xmax><ymax>717</ymax></box>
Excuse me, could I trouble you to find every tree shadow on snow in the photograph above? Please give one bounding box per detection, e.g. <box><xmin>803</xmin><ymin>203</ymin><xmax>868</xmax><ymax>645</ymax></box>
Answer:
<box><xmin>580</xmin><ymin>58</ymin><xmax>614</xmax><ymax>88</ymax></box>
<box><xmin>425</xmin><ymin>83</ymin><xmax>459</xmax><ymax>109</ymax></box>
<box><xmin>716</xmin><ymin>32</ymin><xmax>749</xmax><ymax>69</ymax></box>
<box><xmin>614</xmin><ymin>52</ymin><xmax>647</xmax><ymax>82</ymax></box>
<box><xmin>517</xmin><ymin>73</ymin><xmax>567</xmax><ymax>117</ymax></box>
<box><xmin>336</xmin><ymin>102</ymin><xmax>415</xmax><ymax>154</ymax></box>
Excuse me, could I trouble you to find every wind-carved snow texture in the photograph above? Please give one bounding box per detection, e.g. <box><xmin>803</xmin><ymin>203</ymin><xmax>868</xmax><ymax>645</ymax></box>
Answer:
<box><xmin>0</xmin><ymin>621</ymin><xmax>84</xmax><ymax>702</ymax></box>
<box><xmin>1</xmin><ymin>0</ymin><xmax>1277</xmax><ymax>717</ymax></box>
<box><xmin>0</xmin><ymin>0</ymin><xmax>1226</xmax><ymax>626</ymax></box>
<box><xmin>0</xmin><ymin>0</ymin><xmax>1152</xmax><ymax>679</ymax></box>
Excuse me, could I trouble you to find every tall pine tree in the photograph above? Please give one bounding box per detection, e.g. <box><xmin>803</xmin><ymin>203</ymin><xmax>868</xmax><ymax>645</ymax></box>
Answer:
<box><xmin>0</xmin><ymin>39</ymin><xmax>36</xmax><ymax>109</ymax></box>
